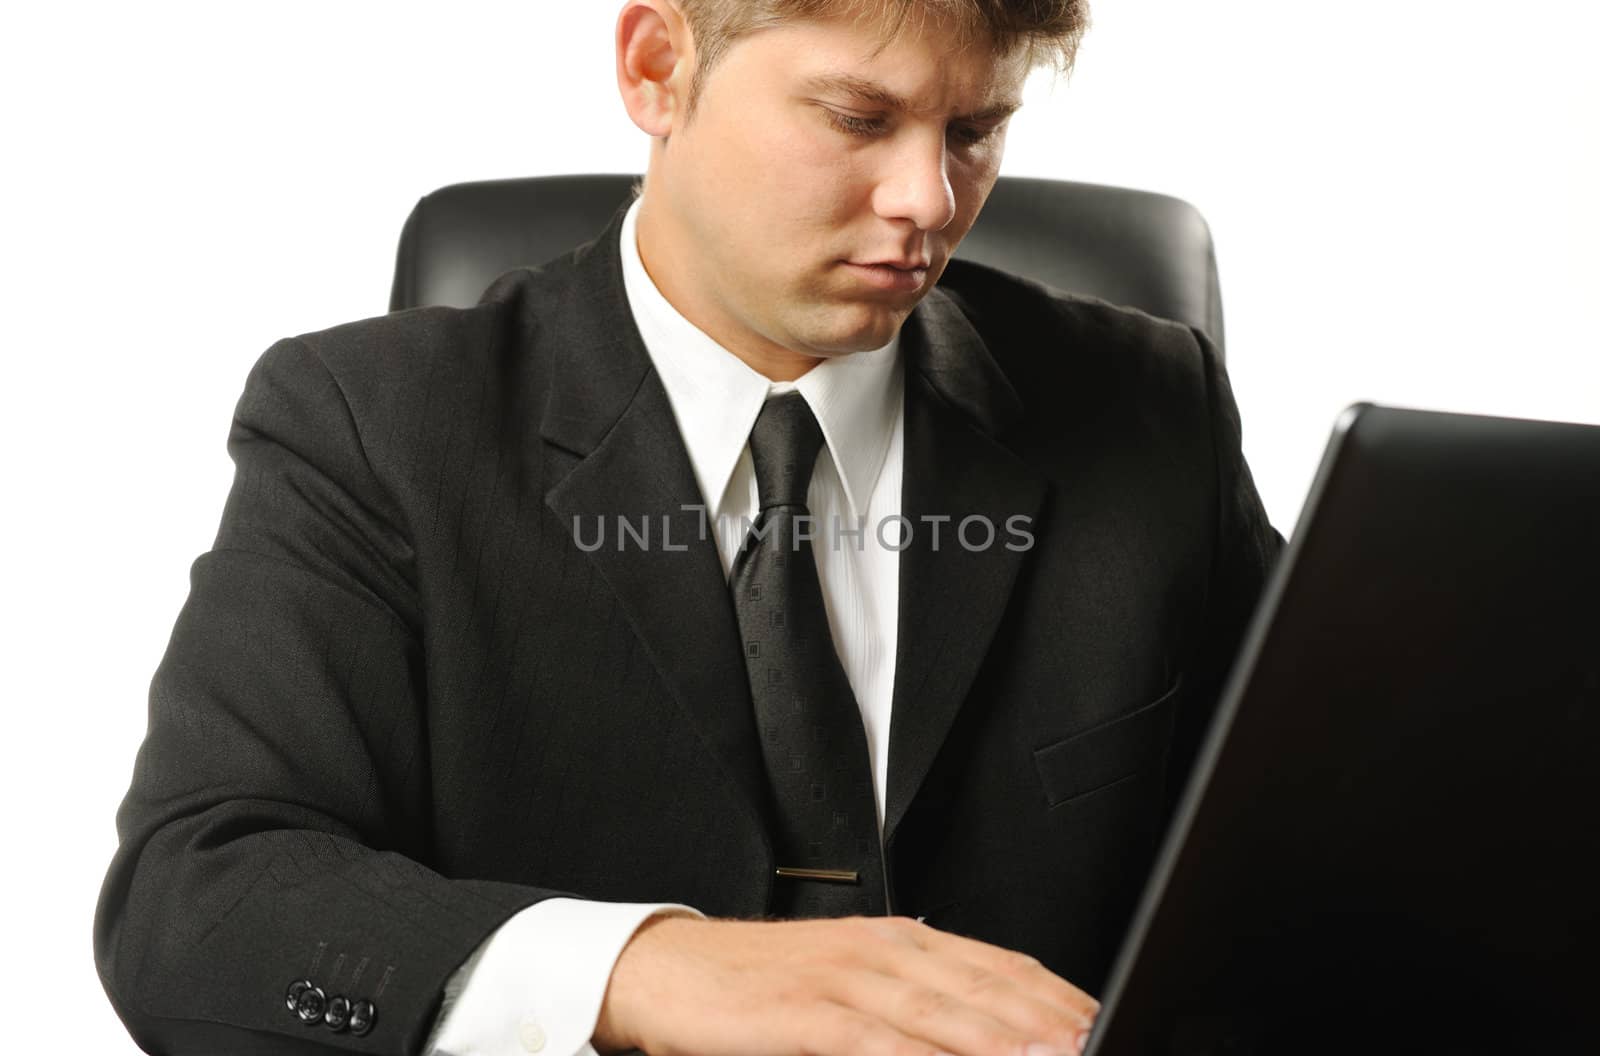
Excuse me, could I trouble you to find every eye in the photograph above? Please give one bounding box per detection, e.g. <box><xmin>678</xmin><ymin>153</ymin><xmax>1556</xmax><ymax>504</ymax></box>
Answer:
<box><xmin>949</xmin><ymin>123</ymin><xmax>1000</xmax><ymax>147</ymax></box>
<box><xmin>825</xmin><ymin>109</ymin><xmax>887</xmax><ymax>138</ymax></box>
<box><xmin>822</xmin><ymin>108</ymin><xmax>1002</xmax><ymax>147</ymax></box>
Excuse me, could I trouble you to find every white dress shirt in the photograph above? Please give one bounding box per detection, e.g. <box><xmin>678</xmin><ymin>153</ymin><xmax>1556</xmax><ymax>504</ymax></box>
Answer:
<box><xmin>425</xmin><ymin>195</ymin><xmax>905</xmax><ymax>1056</ymax></box>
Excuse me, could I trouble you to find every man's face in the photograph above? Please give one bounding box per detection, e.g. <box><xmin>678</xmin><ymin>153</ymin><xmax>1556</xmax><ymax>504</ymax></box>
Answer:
<box><xmin>636</xmin><ymin>11</ymin><xmax>1030</xmax><ymax>375</ymax></box>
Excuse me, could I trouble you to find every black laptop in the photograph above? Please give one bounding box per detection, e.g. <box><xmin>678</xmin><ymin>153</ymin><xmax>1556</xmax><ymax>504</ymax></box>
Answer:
<box><xmin>1085</xmin><ymin>404</ymin><xmax>1600</xmax><ymax>1055</ymax></box>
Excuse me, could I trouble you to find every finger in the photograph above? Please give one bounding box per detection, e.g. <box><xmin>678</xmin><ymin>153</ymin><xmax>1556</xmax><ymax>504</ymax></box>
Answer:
<box><xmin>804</xmin><ymin>997</ymin><xmax>962</xmax><ymax>1056</ymax></box>
<box><xmin>888</xmin><ymin>939</ymin><xmax>1094</xmax><ymax>1049</ymax></box>
<box><xmin>821</xmin><ymin>966</ymin><xmax>1071</xmax><ymax>1056</ymax></box>
<box><xmin>907</xmin><ymin>921</ymin><xmax>1101</xmax><ymax>1021</ymax></box>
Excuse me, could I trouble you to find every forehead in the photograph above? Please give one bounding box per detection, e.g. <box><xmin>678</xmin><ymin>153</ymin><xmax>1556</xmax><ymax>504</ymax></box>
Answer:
<box><xmin>750</xmin><ymin>14</ymin><xmax>1030</xmax><ymax>113</ymax></box>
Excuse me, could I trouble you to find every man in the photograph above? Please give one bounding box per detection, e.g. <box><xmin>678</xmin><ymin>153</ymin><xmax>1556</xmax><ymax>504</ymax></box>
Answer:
<box><xmin>94</xmin><ymin>1</ymin><xmax>1282</xmax><ymax>1055</ymax></box>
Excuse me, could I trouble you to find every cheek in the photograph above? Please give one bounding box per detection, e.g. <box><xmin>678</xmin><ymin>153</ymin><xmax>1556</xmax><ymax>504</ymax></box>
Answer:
<box><xmin>704</xmin><ymin>118</ymin><xmax>824</xmax><ymax>216</ymax></box>
<box><xmin>746</xmin><ymin>111</ymin><xmax>870</xmax><ymax>192</ymax></box>
<box><xmin>949</xmin><ymin>155</ymin><xmax>1003</xmax><ymax>220</ymax></box>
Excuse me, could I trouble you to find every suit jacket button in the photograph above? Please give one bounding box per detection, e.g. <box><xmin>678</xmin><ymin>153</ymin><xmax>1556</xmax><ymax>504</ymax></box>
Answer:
<box><xmin>349</xmin><ymin>998</ymin><xmax>377</xmax><ymax>1037</ymax></box>
<box><xmin>294</xmin><ymin>984</ymin><xmax>327</xmax><ymax>1025</ymax></box>
<box><xmin>323</xmin><ymin>994</ymin><xmax>353</xmax><ymax>1032</ymax></box>
<box><xmin>284</xmin><ymin>979</ymin><xmax>312</xmax><ymax>1014</ymax></box>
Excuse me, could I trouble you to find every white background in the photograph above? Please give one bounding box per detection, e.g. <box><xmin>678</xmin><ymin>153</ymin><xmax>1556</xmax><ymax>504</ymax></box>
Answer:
<box><xmin>4</xmin><ymin>2</ymin><xmax>1596</xmax><ymax>1051</ymax></box>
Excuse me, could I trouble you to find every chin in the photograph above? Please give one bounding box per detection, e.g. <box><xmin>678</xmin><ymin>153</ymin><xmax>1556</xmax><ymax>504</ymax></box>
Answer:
<box><xmin>828</xmin><ymin>324</ymin><xmax>902</xmax><ymax>355</ymax></box>
<box><xmin>779</xmin><ymin>295</ymin><xmax>906</xmax><ymax>355</ymax></box>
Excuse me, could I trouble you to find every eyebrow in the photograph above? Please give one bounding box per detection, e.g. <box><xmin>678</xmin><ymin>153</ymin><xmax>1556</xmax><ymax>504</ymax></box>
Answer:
<box><xmin>800</xmin><ymin>73</ymin><xmax>1023</xmax><ymax>123</ymax></box>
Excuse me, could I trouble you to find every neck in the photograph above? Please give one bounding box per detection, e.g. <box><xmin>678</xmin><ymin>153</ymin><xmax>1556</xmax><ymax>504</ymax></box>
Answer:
<box><xmin>634</xmin><ymin>191</ymin><xmax>824</xmax><ymax>384</ymax></box>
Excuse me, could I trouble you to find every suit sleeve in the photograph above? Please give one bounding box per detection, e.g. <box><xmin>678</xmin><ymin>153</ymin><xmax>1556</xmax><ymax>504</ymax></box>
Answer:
<box><xmin>93</xmin><ymin>337</ymin><xmax>571</xmax><ymax>1055</ymax></box>
<box><xmin>1165</xmin><ymin>327</ymin><xmax>1286</xmax><ymax>817</ymax></box>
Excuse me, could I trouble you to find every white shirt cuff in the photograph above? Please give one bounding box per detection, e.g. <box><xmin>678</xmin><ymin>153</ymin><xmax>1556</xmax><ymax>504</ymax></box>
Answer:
<box><xmin>425</xmin><ymin>897</ymin><xmax>704</xmax><ymax>1056</ymax></box>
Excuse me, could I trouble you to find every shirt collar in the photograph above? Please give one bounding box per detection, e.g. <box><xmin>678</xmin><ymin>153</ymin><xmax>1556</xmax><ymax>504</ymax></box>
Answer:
<box><xmin>618</xmin><ymin>194</ymin><xmax>900</xmax><ymax>520</ymax></box>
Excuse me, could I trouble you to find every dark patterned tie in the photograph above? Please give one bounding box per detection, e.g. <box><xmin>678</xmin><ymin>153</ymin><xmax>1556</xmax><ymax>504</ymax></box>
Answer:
<box><xmin>731</xmin><ymin>392</ymin><xmax>888</xmax><ymax>918</ymax></box>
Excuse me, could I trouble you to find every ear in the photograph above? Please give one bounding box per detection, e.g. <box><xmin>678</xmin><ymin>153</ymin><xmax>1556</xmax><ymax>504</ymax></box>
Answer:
<box><xmin>616</xmin><ymin>0</ymin><xmax>693</xmax><ymax>138</ymax></box>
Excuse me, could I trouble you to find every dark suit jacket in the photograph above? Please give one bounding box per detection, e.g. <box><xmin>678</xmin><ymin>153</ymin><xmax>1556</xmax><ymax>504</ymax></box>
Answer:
<box><xmin>94</xmin><ymin>200</ymin><xmax>1282</xmax><ymax>1055</ymax></box>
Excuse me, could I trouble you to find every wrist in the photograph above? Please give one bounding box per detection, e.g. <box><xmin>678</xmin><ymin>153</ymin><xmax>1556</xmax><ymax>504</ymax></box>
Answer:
<box><xmin>593</xmin><ymin>911</ymin><xmax>702</xmax><ymax>1055</ymax></box>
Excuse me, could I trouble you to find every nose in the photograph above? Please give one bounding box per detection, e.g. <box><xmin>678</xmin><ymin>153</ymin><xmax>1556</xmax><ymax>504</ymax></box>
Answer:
<box><xmin>871</xmin><ymin>128</ymin><xmax>957</xmax><ymax>234</ymax></box>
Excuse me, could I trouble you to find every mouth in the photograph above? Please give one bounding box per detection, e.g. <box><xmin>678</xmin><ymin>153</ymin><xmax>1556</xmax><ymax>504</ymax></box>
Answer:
<box><xmin>841</xmin><ymin>260</ymin><xmax>930</xmax><ymax>293</ymax></box>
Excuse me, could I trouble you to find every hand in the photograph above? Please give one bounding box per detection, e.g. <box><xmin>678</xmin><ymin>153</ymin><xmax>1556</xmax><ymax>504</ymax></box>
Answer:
<box><xmin>592</xmin><ymin>913</ymin><xmax>1099</xmax><ymax>1056</ymax></box>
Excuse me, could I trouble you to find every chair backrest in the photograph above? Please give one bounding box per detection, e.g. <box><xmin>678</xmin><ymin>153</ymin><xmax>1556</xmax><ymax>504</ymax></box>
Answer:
<box><xmin>389</xmin><ymin>173</ymin><xmax>1225</xmax><ymax>356</ymax></box>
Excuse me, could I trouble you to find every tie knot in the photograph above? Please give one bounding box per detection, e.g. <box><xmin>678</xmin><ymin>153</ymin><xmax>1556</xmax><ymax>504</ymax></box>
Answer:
<box><xmin>748</xmin><ymin>392</ymin><xmax>825</xmax><ymax>510</ymax></box>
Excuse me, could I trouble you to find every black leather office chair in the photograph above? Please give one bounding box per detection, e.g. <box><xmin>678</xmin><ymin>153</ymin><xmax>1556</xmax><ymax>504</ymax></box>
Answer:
<box><xmin>389</xmin><ymin>173</ymin><xmax>1225</xmax><ymax>357</ymax></box>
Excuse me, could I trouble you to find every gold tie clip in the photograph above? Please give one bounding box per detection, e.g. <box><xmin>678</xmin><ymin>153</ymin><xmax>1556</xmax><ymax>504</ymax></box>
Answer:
<box><xmin>775</xmin><ymin>867</ymin><xmax>860</xmax><ymax>883</ymax></box>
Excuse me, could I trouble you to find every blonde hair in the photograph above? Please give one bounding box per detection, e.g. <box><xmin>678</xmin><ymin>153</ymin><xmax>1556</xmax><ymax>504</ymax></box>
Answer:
<box><xmin>670</xmin><ymin>0</ymin><xmax>1090</xmax><ymax>122</ymax></box>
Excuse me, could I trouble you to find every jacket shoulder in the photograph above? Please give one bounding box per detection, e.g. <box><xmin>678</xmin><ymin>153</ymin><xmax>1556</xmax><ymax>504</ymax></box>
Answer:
<box><xmin>932</xmin><ymin>257</ymin><xmax>1211</xmax><ymax>398</ymax></box>
<box><xmin>934</xmin><ymin>256</ymin><xmax>1216</xmax><ymax>451</ymax></box>
<box><xmin>255</xmin><ymin>260</ymin><xmax>574</xmax><ymax>442</ymax></box>
<box><xmin>282</xmin><ymin>288</ymin><xmax>514</xmax><ymax>391</ymax></box>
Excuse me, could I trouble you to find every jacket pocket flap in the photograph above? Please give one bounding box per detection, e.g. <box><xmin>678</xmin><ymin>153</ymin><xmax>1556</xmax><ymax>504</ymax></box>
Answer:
<box><xmin>1032</xmin><ymin>679</ymin><xmax>1182</xmax><ymax>808</ymax></box>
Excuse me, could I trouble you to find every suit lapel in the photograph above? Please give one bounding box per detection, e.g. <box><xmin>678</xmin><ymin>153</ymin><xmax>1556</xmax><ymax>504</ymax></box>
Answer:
<box><xmin>523</xmin><ymin>204</ymin><xmax>1047</xmax><ymax>873</ymax></box>
<box><xmin>533</xmin><ymin>204</ymin><xmax>775</xmax><ymax>856</ymax></box>
<box><xmin>883</xmin><ymin>288</ymin><xmax>1049</xmax><ymax>850</ymax></box>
